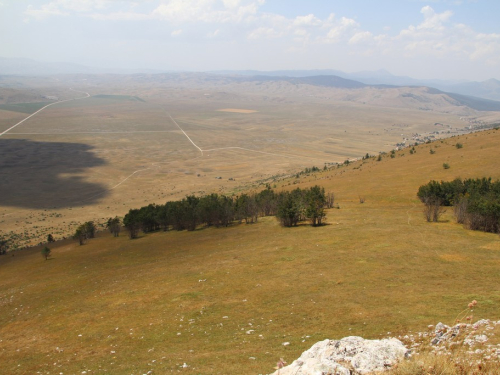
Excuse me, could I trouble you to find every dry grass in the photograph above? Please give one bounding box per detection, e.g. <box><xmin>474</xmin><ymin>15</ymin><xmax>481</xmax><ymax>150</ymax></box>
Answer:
<box><xmin>3</xmin><ymin>76</ymin><xmax>496</xmax><ymax>247</ymax></box>
<box><xmin>391</xmin><ymin>321</ymin><xmax>500</xmax><ymax>375</ymax></box>
<box><xmin>1</xmin><ymin>129</ymin><xmax>500</xmax><ymax>374</ymax></box>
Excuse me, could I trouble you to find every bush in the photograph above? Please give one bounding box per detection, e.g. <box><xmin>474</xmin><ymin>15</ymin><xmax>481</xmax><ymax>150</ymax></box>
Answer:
<box><xmin>443</xmin><ymin>163</ymin><xmax>450</xmax><ymax>169</ymax></box>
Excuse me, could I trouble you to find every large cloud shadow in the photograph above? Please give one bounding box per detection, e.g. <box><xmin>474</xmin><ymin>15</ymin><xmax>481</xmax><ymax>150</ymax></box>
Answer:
<box><xmin>0</xmin><ymin>139</ymin><xmax>109</xmax><ymax>209</ymax></box>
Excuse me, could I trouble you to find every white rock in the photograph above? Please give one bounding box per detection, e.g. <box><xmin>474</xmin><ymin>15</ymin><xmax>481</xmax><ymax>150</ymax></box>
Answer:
<box><xmin>271</xmin><ymin>336</ymin><xmax>409</xmax><ymax>375</ymax></box>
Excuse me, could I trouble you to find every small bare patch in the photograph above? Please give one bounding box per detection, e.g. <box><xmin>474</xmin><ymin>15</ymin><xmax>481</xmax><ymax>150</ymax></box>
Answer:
<box><xmin>217</xmin><ymin>108</ymin><xmax>258</xmax><ymax>114</ymax></box>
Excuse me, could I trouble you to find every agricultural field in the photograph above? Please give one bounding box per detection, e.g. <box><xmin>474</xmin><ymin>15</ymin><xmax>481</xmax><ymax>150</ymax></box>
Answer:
<box><xmin>2</xmin><ymin>73</ymin><xmax>498</xmax><ymax>248</ymax></box>
<box><xmin>1</xmin><ymin>128</ymin><xmax>499</xmax><ymax>374</ymax></box>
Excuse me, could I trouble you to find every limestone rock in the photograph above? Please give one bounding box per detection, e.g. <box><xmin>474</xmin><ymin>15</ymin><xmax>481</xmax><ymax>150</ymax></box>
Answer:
<box><xmin>271</xmin><ymin>336</ymin><xmax>409</xmax><ymax>375</ymax></box>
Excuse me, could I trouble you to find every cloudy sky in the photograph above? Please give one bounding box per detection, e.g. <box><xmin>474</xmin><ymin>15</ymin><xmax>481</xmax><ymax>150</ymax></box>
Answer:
<box><xmin>1</xmin><ymin>0</ymin><xmax>499</xmax><ymax>80</ymax></box>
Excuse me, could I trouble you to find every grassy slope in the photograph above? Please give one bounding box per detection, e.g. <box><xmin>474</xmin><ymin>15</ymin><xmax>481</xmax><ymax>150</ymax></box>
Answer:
<box><xmin>1</xmin><ymin>130</ymin><xmax>500</xmax><ymax>374</ymax></box>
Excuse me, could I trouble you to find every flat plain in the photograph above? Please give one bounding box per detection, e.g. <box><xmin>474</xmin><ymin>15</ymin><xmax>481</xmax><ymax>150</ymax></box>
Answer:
<box><xmin>2</xmin><ymin>73</ymin><xmax>497</xmax><ymax>247</ymax></box>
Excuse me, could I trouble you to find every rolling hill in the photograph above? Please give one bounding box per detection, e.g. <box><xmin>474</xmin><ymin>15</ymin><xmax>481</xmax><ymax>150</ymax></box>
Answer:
<box><xmin>1</xmin><ymin>128</ymin><xmax>499</xmax><ymax>374</ymax></box>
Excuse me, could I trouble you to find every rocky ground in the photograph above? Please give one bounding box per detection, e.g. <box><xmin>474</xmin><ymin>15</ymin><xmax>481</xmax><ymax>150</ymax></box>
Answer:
<box><xmin>270</xmin><ymin>318</ymin><xmax>500</xmax><ymax>375</ymax></box>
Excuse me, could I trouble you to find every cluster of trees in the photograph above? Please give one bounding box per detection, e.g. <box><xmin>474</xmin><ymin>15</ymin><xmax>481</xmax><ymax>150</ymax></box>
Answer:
<box><xmin>417</xmin><ymin>178</ymin><xmax>500</xmax><ymax>233</ymax></box>
<box><xmin>120</xmin><ymin>186</ymin><xmax>334</xmax><ymax>238</ymax></box>
<box><xmin>276</xmin><ymin>186</ymin><xmax>334</xmax><ymax>227</ymax></box>
<box><xmin>73</xmin><ymin>221</ymin><xmax>97</xmax><ymax>245</ymax></box>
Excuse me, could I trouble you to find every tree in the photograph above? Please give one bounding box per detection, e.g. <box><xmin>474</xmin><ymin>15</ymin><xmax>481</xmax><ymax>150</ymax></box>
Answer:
<box><xmin>0</xmin><ymin>237</ymin><xmax>9</xmax><ymax>255</ymax></box>
<box><xmin>83</xmin><ymin>221</ymin><xmax>96</xmax><ymax>239</ymax></box>
<box><xmin>73</xmin><ymin>227</ymin><xmax>87</xmax><ymax>245</ymax></box>
<box><xmin>123</xmin><ymin>209</ymin><xmax>141</xmax><ymax>239</ymax></box>
<box><xmin>422</xmin><ymin>197</ymin><xmax>445</xmax><ymax>222</ymax></box>
<box><xmin>41</xmin><ymin>246</ymin><xmax>51</xmax><ymax>260</ymax></box>
<box><xmin>106</xmin><ymin>217</ymin><xmax>121</xmax><ymax>237</ymax></box>
<box><xmin>305</xmin><ymin>186</ymin><xmax>327</xmax><ymax>226</ymax></box>
<box><xmin>276</xmin><ymin>190</ymin><xmax>303</xmax><ymax>227</ymax></box>
<box><xmin>47</xmin><ymin>234</ymin><xmax>55</xmax><ymax>243</ymax></box>
<box><xmin>73</xmin><ymin>221</ymin><xmax>97</xmax><ymax>245</ymax></box>
<box><xmin>325</xmin><ymin>192</ymin><xmax>335</xmax><ymax>209</ymax></box>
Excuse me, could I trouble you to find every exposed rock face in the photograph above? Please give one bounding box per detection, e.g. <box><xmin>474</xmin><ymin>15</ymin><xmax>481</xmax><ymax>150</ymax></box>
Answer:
<box><xmin>271</xmin><ymin>336</ymin><xmax>409</xmax><ymax>375</ymax></box>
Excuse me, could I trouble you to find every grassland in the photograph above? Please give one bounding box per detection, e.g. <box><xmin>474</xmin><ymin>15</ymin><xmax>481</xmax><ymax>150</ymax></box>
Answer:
<box><xmin>1</xmin><ymin>128</ymin><xmax>499</xmax><ymax>374</ymax></box>
<box><xmin>3</xmin><ymin>74</ymin><xmax>496</xmax><ymax>249</ymax></box>
<box><xmin>0</xmin><ymin>101</ymin><xmax>54</xmax><ymax>114</ymax></box>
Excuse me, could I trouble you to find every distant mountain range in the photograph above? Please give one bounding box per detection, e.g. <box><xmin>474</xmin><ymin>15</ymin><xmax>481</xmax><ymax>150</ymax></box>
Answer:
<box><xmin>1</xmin><ymin>57</ymin><xmax>500</xmax><ymax>102</ymax></box>
<box><xmin>216</xmin><ymin>69</ymin><xmax>500</xmax><ymax>102</ymax></box>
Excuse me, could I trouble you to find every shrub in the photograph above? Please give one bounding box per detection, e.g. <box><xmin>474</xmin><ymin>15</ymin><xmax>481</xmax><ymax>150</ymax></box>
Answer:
<box><xmin>443</xmin><ymin>163</ymin><xmax>450</xmax><ymax>169</ymax></box>
<box><xmin>41</xmin><ymin>246</ymin><xmax>51</xmax><ymax>260</ymax></box>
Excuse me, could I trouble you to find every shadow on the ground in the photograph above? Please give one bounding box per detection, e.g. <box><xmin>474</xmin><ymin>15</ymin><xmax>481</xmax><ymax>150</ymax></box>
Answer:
<box><xmin>0</xmin><ymin>139</ymin><xmax>109</xmax><ymax>209</ymax></box>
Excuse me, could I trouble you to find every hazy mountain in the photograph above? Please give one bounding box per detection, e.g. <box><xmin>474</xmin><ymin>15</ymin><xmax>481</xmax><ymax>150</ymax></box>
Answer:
<box><xmin>0</xmin><ymin>57</ymin><xmax>167</xmax><ymax>76</ymax></box>
<box><xmin>216</xmin><ymin>69</ymin><xmax>500</xmax><ymax>101</ymax></box>
<box><xmin>441</xmin><ymin>79</ymin><xmax>500</xmax><ymax>102</ymax></box>
<box><xmin>230</xmin><ymin>74</ymin><xmax>368</xmax><ymax>89</ymax></box>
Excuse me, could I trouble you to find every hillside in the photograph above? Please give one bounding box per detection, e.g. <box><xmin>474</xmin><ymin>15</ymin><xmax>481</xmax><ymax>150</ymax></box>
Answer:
<box><xmin>1</xmin><ymin>129</ymin><xmax>500</xmax><ymax>374</ymax></box>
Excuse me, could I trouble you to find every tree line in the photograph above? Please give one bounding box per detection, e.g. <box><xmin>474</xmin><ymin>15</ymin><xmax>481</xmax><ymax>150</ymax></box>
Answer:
<box><xmin>417</xmin><ymin>177</ymin><xmax>500</xmax><ymax>233</ymax></box>
<box><xmin>114</xmin><ymin>186</ymin><xmax>334</xmax><ymax>240</ymax></box>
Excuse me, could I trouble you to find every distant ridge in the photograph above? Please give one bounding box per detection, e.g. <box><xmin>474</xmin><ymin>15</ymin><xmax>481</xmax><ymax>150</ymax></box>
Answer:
<box><xmin>225</xmin><ymin>73</ymin><xmax>500</xmax><ymax>111</ymax></box>
<box><xmin>231</xmin><ymin>74</ymin><xmax>367</xmax><ymax>89</ymax></box>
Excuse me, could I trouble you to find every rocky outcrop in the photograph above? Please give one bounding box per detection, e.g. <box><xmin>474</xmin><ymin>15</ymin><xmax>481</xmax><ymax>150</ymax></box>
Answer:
<box><xmin>270</xmin><ymin>336</ymin><xmax>409</xmax><ymax>375</ymax></box>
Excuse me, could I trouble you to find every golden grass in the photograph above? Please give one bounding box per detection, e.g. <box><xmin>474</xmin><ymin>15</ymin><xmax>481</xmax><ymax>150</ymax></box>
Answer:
<box><xmin>1</xmin><ymin>129</ymin><xmax>500</xmax><ymax>374</ymax></box>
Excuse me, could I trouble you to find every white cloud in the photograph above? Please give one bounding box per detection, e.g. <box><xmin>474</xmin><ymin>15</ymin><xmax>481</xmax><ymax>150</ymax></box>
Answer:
<box><xmin>349</xmin><ymin>31</ymin><xmax>373</xmax><ymax>45</ymax></box>
<box><xmin>171</xmin><ymin>29</ymin><xmax>183</xmax><ymax>36</ymax></box>
<box><xmin>248</xmin><ymin>27</ymin><xmax>283</xmax><ymax>40</ymax></box>
<box><xmin>25</xmin><ymin>3</ymin><xmax>69</xmax><ymax>19</ymax></box>
<box><xmin>323</xmin><ymin>17</ymin><xmax>359</xmax><ymax>43</ymax></box>
<box><xmin>293</xmin><ymin>14</ymin><xmax>321</xmax><ymax>27</ymax></box>
<box><xmin>152</xmin><ymin>0</ymin><xmax>261</xmax><ymax>24</ymax></box>
<box><xmin>418</xmin><ymin>5</ymin><xmax>453</xmax><ymax>31</ymax></box>
<box><xmin>90</xmin><ymin>11</ymin><xmax>151</xmax><ymax>21</ymax></box>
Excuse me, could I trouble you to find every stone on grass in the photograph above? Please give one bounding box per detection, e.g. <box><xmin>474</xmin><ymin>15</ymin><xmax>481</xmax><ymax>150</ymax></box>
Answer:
<box><xmin>271</xmin><ymin>336</ymin><xmax>409</xmax><ymax>375</ymax></box>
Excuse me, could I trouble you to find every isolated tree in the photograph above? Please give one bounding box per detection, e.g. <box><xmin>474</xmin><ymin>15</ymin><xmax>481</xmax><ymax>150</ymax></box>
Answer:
<box><xmin>41</xmin><ymin>246</ymin><xmax>51</xmax><ymax>260</ymax></box>
<box><xmin>47</xmin><ymin>234</ymin><xmax>55</xmax><ymax>243</ymax></box>
<box><xmin>106</xmin><ymin>217</ymin><xmax>121</xmax><ymax>237</ymax></box>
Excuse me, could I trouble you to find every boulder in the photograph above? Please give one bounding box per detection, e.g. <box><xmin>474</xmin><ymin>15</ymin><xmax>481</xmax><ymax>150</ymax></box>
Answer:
<box><xmin>271</xmin><ymin>336</ymin><xmax>409</xmax><ymax>375</ymax></box>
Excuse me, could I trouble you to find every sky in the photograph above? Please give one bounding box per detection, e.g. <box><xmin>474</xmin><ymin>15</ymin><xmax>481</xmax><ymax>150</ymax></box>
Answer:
<box><xmin>0</xmin><ymin>0</ymin><xmax>499</xmax><ymax>81</ymax></box>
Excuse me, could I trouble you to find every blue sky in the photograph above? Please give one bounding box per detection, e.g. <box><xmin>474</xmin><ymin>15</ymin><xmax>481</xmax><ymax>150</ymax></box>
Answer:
<box><xmin>1</xmin><ymin>0</ymin><xmax>499</xmax><ymax>80</ymax></box>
